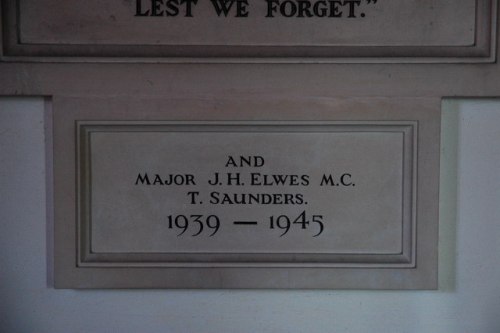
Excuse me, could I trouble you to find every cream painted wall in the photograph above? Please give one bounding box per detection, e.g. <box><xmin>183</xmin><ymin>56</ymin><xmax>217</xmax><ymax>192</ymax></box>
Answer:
<box><xmin>0</xmin><ymin>97</ymin><xmax>499</xmax><ymax>333</ymax></box>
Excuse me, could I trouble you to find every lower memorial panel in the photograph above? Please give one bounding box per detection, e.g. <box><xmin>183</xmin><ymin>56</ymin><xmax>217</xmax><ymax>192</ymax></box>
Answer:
<box><xmin>77</xmin><ymin>121</ymin><xmax>416</xmax><ymax>268</ymax></box>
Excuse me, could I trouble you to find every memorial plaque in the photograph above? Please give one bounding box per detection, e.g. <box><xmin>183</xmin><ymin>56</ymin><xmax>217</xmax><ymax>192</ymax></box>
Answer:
<box><xmin>52</xmin><ymin>97</ymin><xmax>440</xmax><ymax>289</ymax></box>
<box><xmin>1</xmin><ymin>0</ymin><xmax>496</xmax><ymax>61</ymax></box>
<box><xmin>79</xmin><ymin>121</ymin><xmax>414</xmax><ymax>266</ymax></box>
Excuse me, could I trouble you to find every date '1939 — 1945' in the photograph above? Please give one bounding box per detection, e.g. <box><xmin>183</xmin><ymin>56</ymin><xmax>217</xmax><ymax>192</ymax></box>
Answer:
<box><xmin>167</xmin><ymin>210</ymin><xmax>324</xmax><ymax>237</ymax></box>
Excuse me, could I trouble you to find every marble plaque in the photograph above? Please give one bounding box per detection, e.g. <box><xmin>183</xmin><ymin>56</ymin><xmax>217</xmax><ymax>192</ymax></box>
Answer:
<box><xmin>1</xmin><ymin>0</ymin><xmax>495</xmax><ymax>61</ymax></box>
<box><xmin>53</xmin><ymin>97</ymin><xmax>440</xmax><ymax>289</ymax></box>
<box><xmin>78</xmin><ymin>121</ymin><xmax>415</xmax><ymax>267</ymax></box>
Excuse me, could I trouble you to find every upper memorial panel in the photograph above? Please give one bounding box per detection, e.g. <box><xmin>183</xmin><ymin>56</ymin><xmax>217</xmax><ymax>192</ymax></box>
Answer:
<box><xmin>1</xmin><ymin>0</ymin><xmax>497</xmax><ymax>62</ymax></box>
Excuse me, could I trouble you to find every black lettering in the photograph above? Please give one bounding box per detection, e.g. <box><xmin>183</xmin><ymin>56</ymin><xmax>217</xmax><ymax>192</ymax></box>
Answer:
<box><xmin>225</xmin><ymin>156</ymin><xmax>237</xmax><ymax>167</ymax></box>
<box><xmin>135</xmin><ymin>173</ymin><xmax>151</xmax><ymax>185</ymax></box>
<box><xmin>254</xmin><ymin>156</ymin><xmax>265</xmax><ymax>167</ymax></box>
<box><xmin>328</xmin><ymin>0</ymin><xmax>342</xmax><ymax>17</ymax></box>
<box><xmin>180</xmin><ymin>0</ymin><xmax>197</xmax><ymax>17</ymax></box>
<box><xmin>185</xmin><ymin>174</ymin><xmax>196</xmax><ymax>185</ymax></box>
<box><xmin>187</xmin><ymin>191</ymin><xmax>200</xmax><ymax>204</ymax></box>
<box><xmin>320</xmin><ymin>174</ymin><xmax>335</xmax><ymax>186</ymax></box>
<box><xmin>272</xmin><ymin>174</ymin><xmax>288</xmax><ymax>185</ymax></box>
<box><xmin>208</xmin><ymin>172</ymin><xmax>220</xmax><ymax>185</ymax></box>
<box><xmin>297</xmin><ymin>0</ymin><xmax>313</xmax><ymax>17</ymax></box>
<box><xmin>151</xmin><ymin>0</ymin><xmax>164</xmax><ymax>16</ymax></box>
<box><xmin>262</xmin><ymin>0</ymin><xmax>366</xmax><ymax>18</ymax></box>
<box><xmin>236</xmin><ymin>0</ymin><xmax>249</xmax><ymax>17</ymax></box>
<box><xmin>248</xmin><ymin>193</ymin><xmax>261</xmax><ymax>204</ymax></box>
<box><xmin>210</xmin><ymin>0</ymin><xmax>236</xmax><ymax>16</ymax></box>
<box><xmin>153</xmin><ymin>174</ymin><xmax>164</xmax><ymax>185</ymax></box>
<box><xmin>165</xmin><ymin>0</ymin><xmax>180</xmax><ymax>16</ymax></box>
<box><xmin>227</xmin><ymin>172</ymin><xmax>242</xmax><ymax>185</ymax></box>
<box><xmin>251</xmin><ymin>172</ymin><xmax>262</xmax><ymax>185</ymax></box>
<box><xmin>210</xmin><ymin>191</ymin><xmax>220</xmax><ymax>204</ymax></box>
<box><xmin>295</xmin><ymin>193</ymin><xmax>304</xmax><ymax>204</ymax></box>
<box><xmin>225</xmin><ymin>155</ymin><xmax>265</xmax><ymax>167</ymax></box>
<box><xmin>344</xmin><ymin>0</ymin><xmax>360</xmax><ymax>17</ymax></box>
<box><xmin>266</xmin><ymin>0</ymin><xmax>279</xmax><ymax>17</ymax></box>
<box><xmin>240</xmin><ymin>155</ymin><xmax>252</xmax><ymax>166</ymax></box>
<box><xmin>281</xmin><ymin>0</ymin><xmax>298</xmax><ymax>17</ymax></box>
<box><xmin>340</xmin><ymin>173</ymin><xmax>353</xmax><ymax>186</ymax></box>
<box><xmin>220</xmin><ymin>193</ymin><xmax>233</xmax><ymax>204</ymax></box>
<box><xmin>135</xmin><ymin>0</ymin><xmax>151</xmax><ymax>16</ymax></box>
<box><xmin>289</xmin><ymin>175</ymin><xmax>299</xmax><ymax>185</ymax></box>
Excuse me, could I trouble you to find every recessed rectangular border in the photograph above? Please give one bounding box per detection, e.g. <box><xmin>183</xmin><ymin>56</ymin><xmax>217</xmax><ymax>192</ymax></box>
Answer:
<box><xmin>1</xmin><ymin>0</ymin><xmax>497</xmax><ymax>63</ymax></box>
<box><xmin>76</xmin><ymin>121</ymin><xmax>417</xmax><ymax>268</ymax></box>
